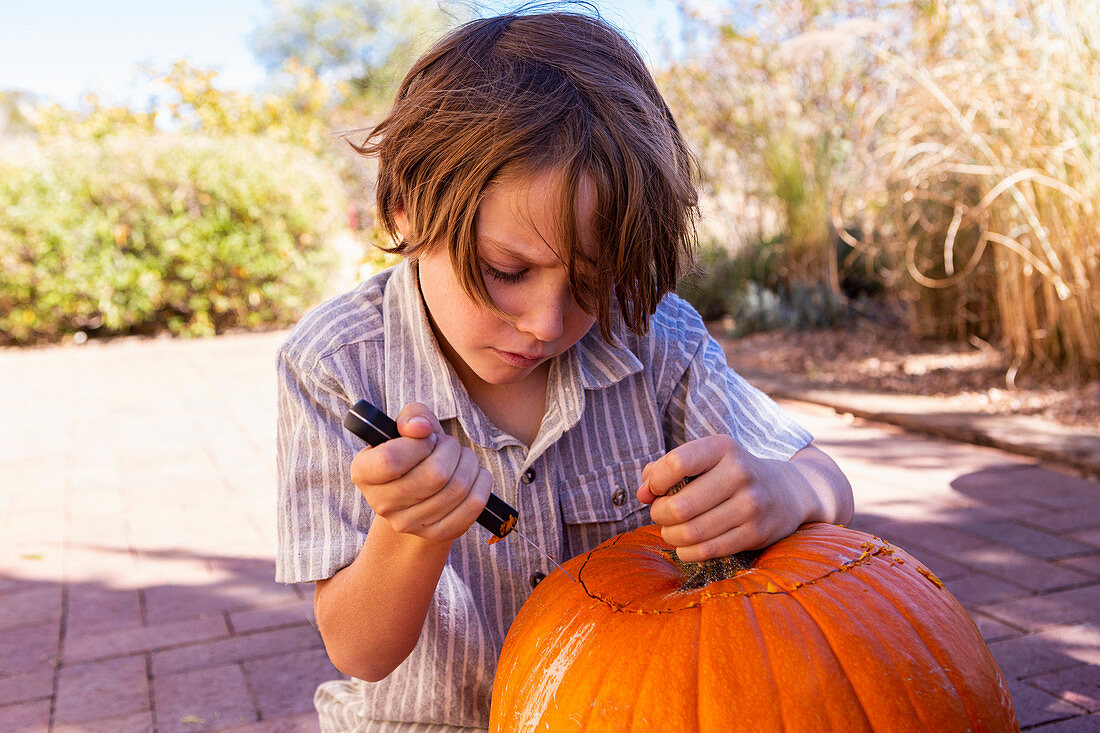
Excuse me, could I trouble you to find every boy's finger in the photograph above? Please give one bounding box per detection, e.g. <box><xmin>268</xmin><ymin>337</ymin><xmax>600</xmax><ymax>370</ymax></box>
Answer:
<box><xmin>649</xmin><ymin>475</ymin><xmax>727</xmax><ymax>527</ymax></box>
<box><xmin>636</xmin><ymin>478</ymin><xmax>658</xmax><ymax>505</ymax></box>
<box><xmin>433</xmin><ymin>466</ymin><xmax>494</xmax><ymax>540</ymax></box>
<box><xmin>351</xmin><ymin>438</ymin><xmax>428</xmax><ymax>488</ymax></box>
<box><xmin>669</xmin><ymin>522</ymin><xmax>760</xmax><ymax>562</ymax></box>
<box><xmin>396</xmin><ymin>402</ymin><xmax>441</xmax><ymax>443</ymax></box>
<box><xmin>386</xmin><ymin>450</ymin><xmax>478</xmax><ymax>534</ymax></box>
<box><xmin>643</xmin><ymin>436</ymin><xmax>727</xmax><ymax>497</ymax></box>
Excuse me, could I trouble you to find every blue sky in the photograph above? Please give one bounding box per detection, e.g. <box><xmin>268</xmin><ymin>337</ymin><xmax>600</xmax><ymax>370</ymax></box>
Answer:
<box><xmin>0</xmin><ymin>0</ymin><xmax>683</xmax><ymax>108</ymax></box>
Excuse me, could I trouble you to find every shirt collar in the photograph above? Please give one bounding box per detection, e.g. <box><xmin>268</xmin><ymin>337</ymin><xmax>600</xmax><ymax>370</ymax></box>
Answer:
<box><xmin>569</xmin><ymin>324</ymin><xmax>644</xmax><ymax>391</ymax></box>
<box><xmin>381</xmin><ymin>259</ymin><xmax>461</xmax><ymax>425</ymax></box>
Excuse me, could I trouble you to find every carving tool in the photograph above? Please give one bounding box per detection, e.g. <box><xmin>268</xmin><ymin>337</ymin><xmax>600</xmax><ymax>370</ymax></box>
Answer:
<box><xmin>344</xmin><ymin>399</ymin><xmax>575</xmax><ymax>582</ymax></box>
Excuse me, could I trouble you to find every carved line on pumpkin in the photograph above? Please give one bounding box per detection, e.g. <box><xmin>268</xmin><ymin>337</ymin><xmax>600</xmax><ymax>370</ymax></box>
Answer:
<box><xmin>574</xmin><ymin>536</ymin><xmax>944</xmax><ymax>614</ymax></box>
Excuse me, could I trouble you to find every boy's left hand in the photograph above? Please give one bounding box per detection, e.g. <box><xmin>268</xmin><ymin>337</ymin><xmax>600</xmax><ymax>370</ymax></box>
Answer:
<box><xmin>637</xmin><ymin>435</ymin><xmax>811</xmax><ymax>562</ymax></box>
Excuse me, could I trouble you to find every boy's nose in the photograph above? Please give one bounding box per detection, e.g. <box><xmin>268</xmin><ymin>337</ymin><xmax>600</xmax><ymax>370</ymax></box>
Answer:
<box><xmin>516</xmin><ymin>281</ymin><xmax>569</xmax><ymax>343</ymax></box>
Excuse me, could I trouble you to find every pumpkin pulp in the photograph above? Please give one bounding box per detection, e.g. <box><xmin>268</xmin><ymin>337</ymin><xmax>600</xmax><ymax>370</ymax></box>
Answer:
<box><xmin>663</xmin><ymin>547</ymin><xmax>761</xmax><ymax>590</ymax></box>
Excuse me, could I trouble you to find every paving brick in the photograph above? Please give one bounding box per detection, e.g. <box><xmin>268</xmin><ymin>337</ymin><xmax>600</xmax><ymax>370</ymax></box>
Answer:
<box><xmin>888</xmin><ymin>544</ymin><xmax>971</xmax><ymax>581</ymax></box>
<box><xmin>52</xmin><ymin>710</ymin><xmax>155</xmax><ymax>733</ymax></box>
<box><xmin>244</xmin><ymin>649</ymin><xmax>341</xmax><ymax>720</ymax></box>
<box><xmin>152</xmin><ymin>625</ymin><xmax>324</xmax><ymax>677</ymax></box>
<box><xmin>969</xmin><ymin>611</ymin><xmax>1026</xmax><ymax>644</ymax></box>
<box><xmin>153</xmin><ymin>663</ymin><xmax>257</xmax><ymax>733</ymax></box>
<box><xmin>1024</xmin><ymin>479</ymin><xmax>1100</xmax><ymax>511</ymax></box>
<box><xmin>857</xmin><ymin>517</ymin><xmax>996</xmax><ymax>557</ymax></box>
<box><xmin>1021</xmin><ymin>505</ymin><xmax>1100</xmax><ymax>534</ymax></box>
<box><xmin>210</xmin><ymin>556</ymin><xmax>279</xmax><ymax>579</ymax></box>
<box><xmin>1072</xmin><ymin>527</ymin><xmax>1100</xmax><ymax>549</ymax></box>
<box><xmin>1057</xmin><ymin>554</ymin><xmax>1100</xmax><ymax>579</ymax></box>
<box><xmin>6</xmin><ymin>331</ymin><xmax>1100</xmax><ymax>729</ymax></box>
<box><xmin>229</xmin><ymin>598</ymin><xmax>316</xmax><ymax>634</ymax></box>
<box><xmin>0</xmin><ymin>587</ymin><xmax>61</xmax><ymax>632</ymax></box>
<box><xmin>971</xmin><ymin>499</ymin><xmax>1059</xmax><ymax>523</ymax></box>
<box><xmin>0</xmin><ymin>698</ymin><xmax>50</xmax><ymax>733</ymax></box>
<box><xmin>946</xmin><ymin>572</ymin><xmax>1030</xmax><ymax>608</ymax></box>
<box><xmin>54</xmin><ymin>654</ymin><xmax>149</xmax><ymax>725</ymax></box>
<box><xmin>220</xmin><ymin>710</ymin><xmax>321</xmax><ymax>732</ymax></box>
<box><xmin>144</xmin><ymin>581</ymin><xmax>299</xmax><ymax>625</ymax></box>
<box><xmin>1008</xmin><ymin>679</ymin><xmax>1090</xmax><ymax>729</ymax></box>
<box><xmin>64</xmin><ymin>615</ymin><xmax>229</xmax><ymax>664</ymax></box>
<box><xmin>65</xmin><ymin>587</ymin><xmax>143</xmax><ymax>637</ymax></box>
<box><xmin>0</xmin><ymin>670</ymin><xmax>53</xmax><ymax>706</ymax></box>
<box><xmin>979</xmin><ymin>584</ymin><xmax>1100</xmax><ymax>632</ymax></box>
<box><xmin>0</xmin><ymin>621</ymin><xmax>59</xmax><ymax>677</ymax></box>
<box><xmin>0</xmin><ymin>575</ymin><xmax>43</xmax><ymax>596</ymax></box>
<box><xmin>1027</xmin><ymin>664</ymin><xmax>1100</xmax><ymax>713</ymax></box>
<box><xmin>950</xmin><ymin>545</ymin><xmax>1094</xmax><ymax>592</ymax></box>
<box><xmin>1031</xmin><ymin>712</ymin><xmax>1100</xmax><ymax>731</ymax></box>
<box><xmin>988</xmin><ymin>632</ymin><xmax>1088</xmax><ymax>680</ymax></box>
<box><xmin>951</xmin><ymin>465</ymin><xmax>1076</xmax><ymax>503</ymax></box>
<box><xmin>0</xmin><ymin>552</ymin><xmax>64</xmax><ymax>586</ymax></box>
<box><xmin>1029</xmin><ymin>623</ymin><xmax>1100</xmax><ymax>666</ymax></box>
<box><xmin>962</xmin><ymin>520</ymin><xmax>1095</xmax><ymax>560</ymax></box>
<box><xmin>62</xmin><ymin>548</ymin><xmax>143</xmax><ymax>588</ymax></box>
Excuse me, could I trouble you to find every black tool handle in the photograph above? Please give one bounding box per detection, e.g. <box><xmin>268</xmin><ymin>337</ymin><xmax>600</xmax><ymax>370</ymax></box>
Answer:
<box><xmin>343</xmin><ymin>399</ymin><xmax>519</xmax><ymax>539</ymax></box>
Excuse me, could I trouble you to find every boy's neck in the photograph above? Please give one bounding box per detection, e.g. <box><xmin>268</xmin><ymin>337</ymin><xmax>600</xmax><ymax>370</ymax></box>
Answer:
<box><xmin>462</xmin><ymin>362</ymin><xmax>550</xmax><ymax>447</ymax></box>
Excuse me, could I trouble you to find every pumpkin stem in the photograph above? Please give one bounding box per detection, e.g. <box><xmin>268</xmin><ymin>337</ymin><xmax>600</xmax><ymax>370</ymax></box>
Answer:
<box><xmin>663</xmin><ymin>477</ymin><xmax>760</xmax><ymax>590</ymax></box>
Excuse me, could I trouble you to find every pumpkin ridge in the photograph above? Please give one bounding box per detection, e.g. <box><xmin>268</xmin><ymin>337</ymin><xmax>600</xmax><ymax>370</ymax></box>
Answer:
<box><xmin>834</xmin><ymin>554</ymin><xmax>996</xmax><ymax>727</ymax></box>
<box><xmin>577</xmin><ymin>536</ymin><xmax>899</xmax><ymax>614</ymax></box>
<box><xmin>776</xmin><ymin>563</ymin><xmax>892</xmax><ymax>731</ymax></box>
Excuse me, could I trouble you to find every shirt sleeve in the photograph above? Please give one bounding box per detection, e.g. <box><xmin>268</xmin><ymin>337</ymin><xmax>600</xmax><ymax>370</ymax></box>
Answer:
<box><xmin>658</xmin><ymin>298</ymin><xmax>814</xmax><ymax>460</ymax></box>
<box><xmin>274</xmin><ymin>334</ymin><xmax>379</xmax><ymax>584</ymax></box>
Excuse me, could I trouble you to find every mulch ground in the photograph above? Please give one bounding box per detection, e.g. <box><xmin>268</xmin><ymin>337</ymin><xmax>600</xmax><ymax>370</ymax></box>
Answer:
<box><xmin>715</xmin><ymin>318</ymin><xmax>1100</xmax><ymax>431</ymax></box>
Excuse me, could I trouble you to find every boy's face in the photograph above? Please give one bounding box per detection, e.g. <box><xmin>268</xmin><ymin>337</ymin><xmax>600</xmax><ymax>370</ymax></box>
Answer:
<box><xmin>411</xmin><ymin>169</ymin><xmax>598</xmax><ymax>392</ymax></box>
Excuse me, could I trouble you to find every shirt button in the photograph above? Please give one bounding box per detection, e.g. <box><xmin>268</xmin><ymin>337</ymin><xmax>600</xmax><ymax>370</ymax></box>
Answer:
<box><xmin>521</xmin><ymin>468</ymin><xmax>536</xmax><ymax>484</ymax></box>
<box><xmin>611</xmin><ymin>489</ymin><xmax>627</xmax><ymax>506</ymax></box>
<box><xmin>529</xmin><ymin>572</ymin><xmax>546</xmax><ymax>588</ymax></box>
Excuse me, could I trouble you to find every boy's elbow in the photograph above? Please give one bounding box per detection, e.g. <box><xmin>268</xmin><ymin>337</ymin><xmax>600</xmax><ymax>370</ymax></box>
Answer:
<box><xmin>313</xmin><ymin>582</ymin><xmax>419</xmax><ymax>682</ymax></box>
<box><xmin>323</xmin><ymin>639</ymin><xmax>406</xmax><ymax>682</ymax></box>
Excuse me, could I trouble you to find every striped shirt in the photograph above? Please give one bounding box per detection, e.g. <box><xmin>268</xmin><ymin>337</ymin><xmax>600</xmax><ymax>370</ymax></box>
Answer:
<box><xmin>275</xmin><ymin>260</ymin><xmax>813</xmax><ymax>732</ymax></box>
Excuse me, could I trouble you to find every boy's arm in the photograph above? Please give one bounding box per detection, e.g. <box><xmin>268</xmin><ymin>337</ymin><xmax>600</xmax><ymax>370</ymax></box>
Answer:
<box><xmin>313</xmin><ymin>402</ymin><xmax>490</xmax><ymax>681</ymax></box>
<box><xmin>782</xmin><ymin>442</ymin><xmax>854</xmax><ymax>524</ymax></box>
<box><xmin>313</xmin><ymin>520</ymin><xmax>451</xmax><ymax>682</ymax></box>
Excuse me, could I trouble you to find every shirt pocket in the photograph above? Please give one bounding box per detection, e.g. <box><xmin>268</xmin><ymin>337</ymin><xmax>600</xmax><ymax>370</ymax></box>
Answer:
<box><xmin>559</xmin><ymin>450</ymin><xmax>661</xmax><ymax>555</ymax></box>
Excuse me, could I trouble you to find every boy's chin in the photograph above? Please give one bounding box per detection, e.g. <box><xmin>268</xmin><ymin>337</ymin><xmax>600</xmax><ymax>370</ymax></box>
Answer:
<box><xmin>476</xmin><ymin>366</ymin><xmax>534</xmax><ymax>386</ymax></box>
<box><xmin>472</xmin><ymin>356</ymin><xmax>546</xmax><ymax>386</ymax></box>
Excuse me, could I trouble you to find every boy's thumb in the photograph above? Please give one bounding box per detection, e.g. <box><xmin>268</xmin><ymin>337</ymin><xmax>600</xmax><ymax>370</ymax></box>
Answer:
<box><xmin>397</xmin><ymin>403</ymin><xmax>441</xmax><ymax>442</ymax></box>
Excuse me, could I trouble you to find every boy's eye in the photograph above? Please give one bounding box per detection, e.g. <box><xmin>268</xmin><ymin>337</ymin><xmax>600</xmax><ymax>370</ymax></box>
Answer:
<box><xmin>482</xmin><ymin>263</ymin><xmax>528</xmax><ymax>284</ymax></box>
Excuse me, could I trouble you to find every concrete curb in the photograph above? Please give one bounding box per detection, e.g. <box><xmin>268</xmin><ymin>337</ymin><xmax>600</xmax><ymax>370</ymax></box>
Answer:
<box><xmin>736</xmin><ymin>369</ymin><xmax>1100</xmax><ymax>479</ymax></box>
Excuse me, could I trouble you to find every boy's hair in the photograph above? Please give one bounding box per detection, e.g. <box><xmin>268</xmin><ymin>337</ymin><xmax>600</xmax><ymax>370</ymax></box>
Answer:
<box><xmin>354</xmin><ymin>10</ymin><xmax>699</xmax><ymax>339</ymax></box>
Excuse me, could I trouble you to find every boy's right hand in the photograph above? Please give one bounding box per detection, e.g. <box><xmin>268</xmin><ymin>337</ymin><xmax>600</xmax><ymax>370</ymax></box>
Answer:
<box><xmin>349</xmin><ymin>402</ymin><xmax>493</xmax><ymax>544</ymax></box>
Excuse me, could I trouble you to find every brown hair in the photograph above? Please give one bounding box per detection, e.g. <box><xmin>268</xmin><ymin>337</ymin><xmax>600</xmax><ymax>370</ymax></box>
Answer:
<box><xmin>352</xmin><ymin>10</ymin><xmax>699</xmax><ymax>339</ymax></box>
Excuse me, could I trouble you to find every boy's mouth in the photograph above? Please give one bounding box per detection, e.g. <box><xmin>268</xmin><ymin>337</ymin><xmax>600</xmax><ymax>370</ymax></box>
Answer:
<box><xmin>492</xmin><ymin>348</ymin><xmax>546</xmax><ymax>368</ymax></box>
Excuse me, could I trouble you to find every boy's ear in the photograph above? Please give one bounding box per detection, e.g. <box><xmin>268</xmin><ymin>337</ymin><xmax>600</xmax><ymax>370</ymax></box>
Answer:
<box><xmin>393</xmin><ymin>207</ymin><xmax>409</xmax><ymax>241</ymax></box>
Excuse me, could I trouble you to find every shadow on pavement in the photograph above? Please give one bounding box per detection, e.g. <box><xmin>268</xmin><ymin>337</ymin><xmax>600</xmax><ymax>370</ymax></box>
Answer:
<box><xmin>0</xmin><ymin>549</ymin><xmax>334</xmax><ymax>733</ymax></box>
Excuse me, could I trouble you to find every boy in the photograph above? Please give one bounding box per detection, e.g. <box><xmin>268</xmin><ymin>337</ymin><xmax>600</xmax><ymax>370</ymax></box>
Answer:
<box><xmin>276</xmin><ymin>11</ymin><xmax>853</xmax><ymax>732</ymax></box>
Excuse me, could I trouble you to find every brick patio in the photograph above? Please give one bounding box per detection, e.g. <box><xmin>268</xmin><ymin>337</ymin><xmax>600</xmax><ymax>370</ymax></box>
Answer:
<box><xmin>2</xmin><ymin>331</ymin><xmax>1098</xmax><ymax>731</ymax></box>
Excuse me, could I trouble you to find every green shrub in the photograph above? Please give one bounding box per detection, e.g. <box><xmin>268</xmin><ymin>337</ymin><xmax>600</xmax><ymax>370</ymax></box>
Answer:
<box><xmin>677</xmin><ymin>238</ymin><xmax>783</xmax><ymax>320</ymax></box>
<box><xmin>731</xmin><ymin>280</ymin><xmax>852</xmax><ymax>337</ymax></box>
<box><xmin>0</xmin><ymin>135</ymin><xmax>347</xmax><ymax>343</ymax></box>
<box><xmin>678</xmin><ymin>237</ymin><xmax>852</xmax><ymax>335</ymax></box>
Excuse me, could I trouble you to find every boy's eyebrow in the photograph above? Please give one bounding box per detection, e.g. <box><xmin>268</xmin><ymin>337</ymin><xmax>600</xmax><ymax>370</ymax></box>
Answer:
<box><xmin>479</xmin><ymin>234</ymin><xmax>563</xmax><ymax>268</ymax></box>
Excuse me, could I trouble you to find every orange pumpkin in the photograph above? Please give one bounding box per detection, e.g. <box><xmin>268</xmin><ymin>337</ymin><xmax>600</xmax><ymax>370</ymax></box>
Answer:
<box><xmin>490</xmin><ymin>523</ymin><xmax>1017</xmax><ymax>732</ymax></box>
